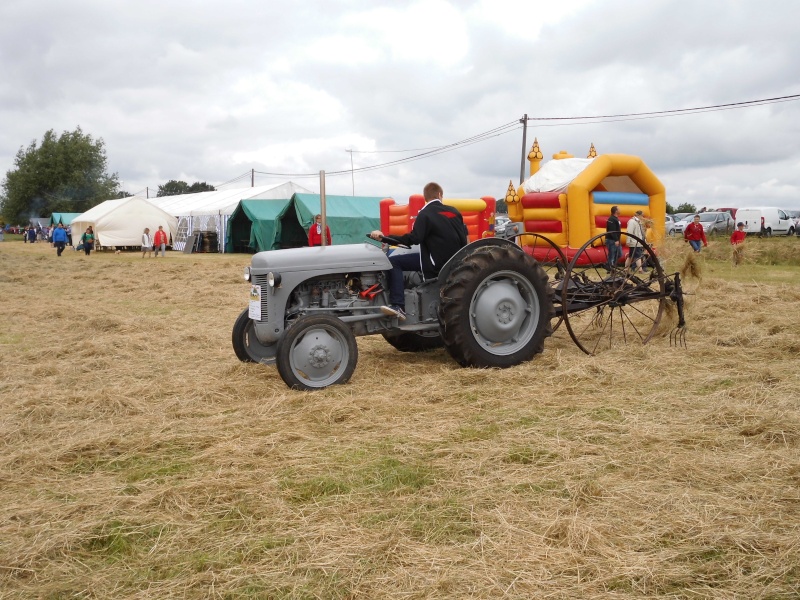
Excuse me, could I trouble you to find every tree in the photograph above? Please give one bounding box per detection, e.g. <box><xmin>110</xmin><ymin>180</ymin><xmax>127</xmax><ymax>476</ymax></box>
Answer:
<box><xmin>157</xmin><ymin>180</ymin><xmax>216</xmax><ymax>196</ymax></box>
<box><xmin>674</xmin><ymin>202</ymin><xmax>697</xmax><ymax>213</ymax></box>
<box><xmin>0</xmin><ymin>127</ymin><xmax>119</xmax><ymax>223</ymax></box>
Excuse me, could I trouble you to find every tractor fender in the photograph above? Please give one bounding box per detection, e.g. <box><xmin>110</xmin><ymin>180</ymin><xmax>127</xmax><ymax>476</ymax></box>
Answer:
<box><xmin>435</xmin><ymin>237</ymin><xmax>525</xmax><ymax>286</ymax></box>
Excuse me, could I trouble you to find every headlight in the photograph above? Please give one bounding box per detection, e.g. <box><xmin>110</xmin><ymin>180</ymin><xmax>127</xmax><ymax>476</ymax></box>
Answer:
<box><xmin>268</xmin><ymin>272</ymin><xmax>282</xmax><ymax>288</ymax></box>
<box><xmin>243</xmin><ymin>266</ymin><xmax>251</xmax><ymax>281</ymax></box>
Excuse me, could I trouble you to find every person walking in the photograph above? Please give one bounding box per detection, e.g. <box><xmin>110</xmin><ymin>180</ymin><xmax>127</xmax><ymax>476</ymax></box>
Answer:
<box><xmin>308</xmin><ymin>214</ymin><xmax>332</xmax><ymax>247</ymax></box>
<box><xmin>141</xmin><ymin>228</ymin><xmax>153</xmax><ymax>258</ymax></box>
<box><xmin>369</xmin><ymin>182</ymin><xmax>468</xmax><ymax>320</ymax></box>
<box><xmin>26</xmin><ymin>226</ymin><xmax>36</xmax><ymax>244</ymax></box>
<box><xmin>52</xmin><ymin>223</ymin><xmax>68</xmax><ymax>256</ymax></box>
<box><xmin>80</xmin><ymin>227</ymin><xmax>95</xmax><ymax>256</ymax></box>
<box><xmin>605</xmin><ymin>206</ymin><xmax>622</xmax><ymax>270</ymax></box>
<box><xmin>624</xmin><ymin>210</ymin><xmax>647</xmax><ymax>272</ymax></box>
<box><xmin>730</xmin><ymin>221</ymin><xmax>746</xmax><ymax>266</ymax></box>
<box><xmin>683</xmin><ymin>214</ymin><xmax>708</xmax><ymax>253</ymax></box>
<box><xmin>153</xmin><ymin>225</ymin><xmax>168</xmax><ymax>257</ymax></box>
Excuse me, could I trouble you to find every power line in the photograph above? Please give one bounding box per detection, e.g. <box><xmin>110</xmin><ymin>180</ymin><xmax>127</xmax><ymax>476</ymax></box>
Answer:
<box><xmin>253</xmin><ymin>121</ymin><xmax>521</xmax><ymax>178</ymax></box>
<box><xmin>133</xmin><ymin>94</ymin><xmax>800</xmax><ymax>187</ymax></box>
<box><xmin>523</xmin><ymin>94</ymin><xmax>800</xmax><ymax>123</ymax></box>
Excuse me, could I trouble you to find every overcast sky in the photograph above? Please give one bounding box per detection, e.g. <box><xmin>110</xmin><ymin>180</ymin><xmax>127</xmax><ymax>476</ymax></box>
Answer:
<box><xmin>2</xmin><ymin>0</ymin><xmax>800</xmax><ymax>210</ymax></box>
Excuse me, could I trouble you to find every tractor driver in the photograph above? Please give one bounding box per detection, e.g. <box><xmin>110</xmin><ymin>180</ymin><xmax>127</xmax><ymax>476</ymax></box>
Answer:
<box><xmin>369</xmin><ymin>182</ymin><xmax>468</xmax><ymax>321</ymax></box>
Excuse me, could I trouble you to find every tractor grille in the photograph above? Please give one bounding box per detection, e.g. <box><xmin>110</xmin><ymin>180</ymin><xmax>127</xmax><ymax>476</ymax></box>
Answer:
<box><xmin>252</xmin><ymin>274</ymin><xmax>269</xmax><ymax>322</ymax></box>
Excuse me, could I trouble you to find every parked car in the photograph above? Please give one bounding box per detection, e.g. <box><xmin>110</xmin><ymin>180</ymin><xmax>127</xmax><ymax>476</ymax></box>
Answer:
<box><xmin>665</xmin><ymin>214</ymin><xmax>677</xmax><ymax>236</ymax></box>
<box><xmin>676</xmin><ymin>212</ymin><xmax>735</xmax><ymax>236</ymax></box>
<box><xmin>698</xmin><ymin>211</ymin><xmax>735</xmax><ymax>235</ymax></box>
<box><xmin>495</xmin><ymin>215</ymin><xmax>511</xmax><ymax>235</ymax></box>
<box><xmin>672</xmin><ymin>213</ymin><xmax>695</xmax><ymax>235</ymax></box>
<box><xmin>715</xmin><ymin>207</ymin><xmax>738</xmax><ymax>219</ymax></box>
<box><xmin>785</xmin><ymin>210</ymin><xmax>800</xmax><ymax>236</ymax></box>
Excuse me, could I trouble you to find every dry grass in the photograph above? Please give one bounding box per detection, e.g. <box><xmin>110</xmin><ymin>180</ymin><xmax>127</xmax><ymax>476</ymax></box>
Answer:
<box><xmin>1</xmin><ymin>237</ymin><xmax>799</xmax><ymax>599</ymax></box>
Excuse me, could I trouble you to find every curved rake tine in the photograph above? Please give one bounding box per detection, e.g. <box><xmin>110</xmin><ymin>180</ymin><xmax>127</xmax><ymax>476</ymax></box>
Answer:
<box><xmin>670</xmin><ymin>326</ymin><xmax>687</xmax><ymax>348</ymax></box>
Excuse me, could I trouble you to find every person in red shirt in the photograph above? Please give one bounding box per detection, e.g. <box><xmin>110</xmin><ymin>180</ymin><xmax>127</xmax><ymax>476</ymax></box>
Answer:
<box><xmin>730</xmin><ymin>222</ymin><xmax>746</xmax><ymax>266</ymax></box>
<box><xmin>153</xmin><ymin>225</ymin><xmax>169</xmax><ymax>257</ymax></box>
<box><xmin>308</xmin><ymin>214</ymin><xmax>332</xmax><ymax>247</ymax></box>
<box><xmin>683</xmin><ymin>214</ymin><xmax>708</xmax><ymax>252</ymax></box>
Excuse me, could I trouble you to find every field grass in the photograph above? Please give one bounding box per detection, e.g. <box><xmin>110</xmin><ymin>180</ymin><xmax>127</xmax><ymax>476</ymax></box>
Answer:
<box><xmin>1</xmin><ymin>236</ymin><xmax>799</xmax><ymax>599</ymax></box>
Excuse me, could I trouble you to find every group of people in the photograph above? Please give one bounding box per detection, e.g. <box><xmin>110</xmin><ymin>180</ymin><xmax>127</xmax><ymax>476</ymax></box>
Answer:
<box><xmin>29</xmin><ymin>223</ymin><xmax>170</xmax><ymax>258</ymax></box>
<box><xmin>684</xmin><ymin>214</ymin><xmax>749</xmax><ymax>265</ymax></box>
<box><xmin>604</xmin><ymin>206</ymin><xmax>651</xmax><ymax>272</ymax></box>
<box><xmin>22</xmin><ymin>224</ymin><xmax>54</xmax><ymax>243</ymax></box>
<box><xmin>140</xmin><ymin>226</ymin><xmax>169</xmax><ymax>258</ymax></box>
<box><xmin>605</xmin><ymin>208</ymin><xmax>750</xmax><ymax>270</ymax></box>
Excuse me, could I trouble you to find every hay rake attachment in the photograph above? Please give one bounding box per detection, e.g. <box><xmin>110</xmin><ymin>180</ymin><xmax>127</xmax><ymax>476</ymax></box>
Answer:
<box><xmin>526</xmin><ymin>232</ymin><xmax>687</xmax><ymax>355</ymax></box>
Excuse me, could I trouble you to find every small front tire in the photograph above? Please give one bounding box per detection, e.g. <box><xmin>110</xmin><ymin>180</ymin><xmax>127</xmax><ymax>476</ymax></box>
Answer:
<box><xmin>276</xmin><ymin>314</ymin><xmax>358</xmax><ymax>390</ymax></box>
<box><xmin>232</xmin><ymin>308</ymin><xmax>276</xmax><ymax>363</ymax></box>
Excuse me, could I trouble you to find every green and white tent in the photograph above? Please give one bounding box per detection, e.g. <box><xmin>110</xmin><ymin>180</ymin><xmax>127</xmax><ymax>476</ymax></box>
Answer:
<box><xmin>226</xmin><ymin>193</ymin><xmax>386</xmax><ymax>253</ymax></box>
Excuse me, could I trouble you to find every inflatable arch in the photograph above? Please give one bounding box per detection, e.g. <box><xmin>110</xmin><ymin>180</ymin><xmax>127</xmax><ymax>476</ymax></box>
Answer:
<box><xmin>506</xmin><ymin>140</ymin><xmax>666</xmax><ymax>264</ymax></box>
<box><xmin>380</xmin><ymin>195</ymin><xmax>497</xmax><ymax>243</ymax></box>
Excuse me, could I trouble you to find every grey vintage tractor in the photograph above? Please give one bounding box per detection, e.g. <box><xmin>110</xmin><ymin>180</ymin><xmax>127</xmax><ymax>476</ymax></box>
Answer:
<box><xmin>233</xmin><ymin>234</ymin><xmax>554</xmax><ymax>390</ymax></box>
<box><xmin>233</xmin><ymin>227</ymin><xmax>687</xmax><ymax>390</ymax></box>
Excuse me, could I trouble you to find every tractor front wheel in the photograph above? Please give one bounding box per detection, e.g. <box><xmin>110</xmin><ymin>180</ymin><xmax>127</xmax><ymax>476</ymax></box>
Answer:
<box><xmin>232</xmin><ymin>308</ymin><xmax>276</xmax><ymax>363</ymax></box>
<box><xmin>276</xmin><ymin>314</ymin><xmax>358</xmax><ymax>390</ymax></box>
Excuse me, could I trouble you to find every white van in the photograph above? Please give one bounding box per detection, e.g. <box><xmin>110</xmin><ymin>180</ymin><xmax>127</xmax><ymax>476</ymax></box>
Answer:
<box><xmin>735</xmin><ymin>207</ymin><xmax>794</xmax><ymax>236</ymax></box>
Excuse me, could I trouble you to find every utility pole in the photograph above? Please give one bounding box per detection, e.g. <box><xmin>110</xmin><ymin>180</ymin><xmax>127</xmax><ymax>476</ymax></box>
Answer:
<box><xmin>319</xmin><ymin>170</ymin><xmax>328</xmax><ymax>246</ymax></box>
<box><xmin>345</xmin><ymin>149</ymin><xmax>355</xmax><ymax>195</ymax></box>
<box><xmin>251</xmin><ymin>168</ymin><xmax>254</xmax><ymax>187</ymax></box>
<box><xmin>519</xmin><ymin>113</ymin><xmax>528</xmax><ymax>185</ymax></box>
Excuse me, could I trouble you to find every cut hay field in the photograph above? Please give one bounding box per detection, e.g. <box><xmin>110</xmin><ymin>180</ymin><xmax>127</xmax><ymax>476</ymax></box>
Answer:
<box><xmin>1</xmin><ymin>237</ymin><xmax>799</xmax><ymax>599</ymax></box>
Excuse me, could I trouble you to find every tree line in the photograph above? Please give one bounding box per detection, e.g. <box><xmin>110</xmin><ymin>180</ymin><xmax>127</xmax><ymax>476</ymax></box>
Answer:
<box><xmin>0</xmin><ymin>127</ymin><xmax>215</xmax><ymax>225</ymax></box>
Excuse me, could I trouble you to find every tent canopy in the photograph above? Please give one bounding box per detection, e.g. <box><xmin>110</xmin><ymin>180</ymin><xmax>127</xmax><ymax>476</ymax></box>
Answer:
<box><xmin>226</xmin><ymin>193</ymin><xmax>386</xmax><ymax>252</ymax></box>
<box><xmin>148</xmin><ymin>181</ymin><xmax>313</xmax><ymax>218</ymax></box>
<box><xmin>49</xmin><ymin>212</ymin><xmax>82</xmax><ymax>226</ymax></box>
<box><xmin>71</xmin><ymin>196</ymin><xmax>178</xmax><ymax>247</ymax></box>
<box><xmin>227</xmin><ymin>199</ymin><xmax>293</xmax><ymax>253</ymax></box>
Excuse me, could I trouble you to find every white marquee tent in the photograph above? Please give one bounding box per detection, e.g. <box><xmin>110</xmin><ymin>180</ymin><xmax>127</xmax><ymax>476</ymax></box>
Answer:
<box><xmin>71</xmin><ymin>196</ymin><xmax>178</xmax><ymax>249</ymax></box>
<box><xmin>146</xmin><ymin>181</ymin><xmax>312</xmax><ymax>251</ymax></box>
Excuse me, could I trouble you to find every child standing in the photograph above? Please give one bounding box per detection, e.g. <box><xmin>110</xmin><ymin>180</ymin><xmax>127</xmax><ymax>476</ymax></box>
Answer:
<box><xmin>730</xmin><ymin>222</ymin><xmax>746</xmax><ymax>266</ymax></box>
<box><xmin>141</xmin><ymin>228</ymin><xmax>153</xmax><ymax>258</ymax></box>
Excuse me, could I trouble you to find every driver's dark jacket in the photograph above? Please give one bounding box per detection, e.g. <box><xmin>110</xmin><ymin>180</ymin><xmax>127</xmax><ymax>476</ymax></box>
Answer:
<box><xmin>391</xmin><ymin>200</ymin><xmax>468</xmax><ymax>278</ymax></box>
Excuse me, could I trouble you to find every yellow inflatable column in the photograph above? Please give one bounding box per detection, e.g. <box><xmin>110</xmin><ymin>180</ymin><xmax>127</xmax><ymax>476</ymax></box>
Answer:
<box><xmin>528</xmin><ymin>138</ymin><xmax>544</xmax><ymax>177</ymax></box>
<box><xmin>505</xmin><ymin>181</ymin><xmax>522</xmax><ymax>222</ymax></box>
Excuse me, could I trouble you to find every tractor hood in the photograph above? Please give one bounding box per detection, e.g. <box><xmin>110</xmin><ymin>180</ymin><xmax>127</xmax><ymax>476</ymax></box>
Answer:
<box><xmin>250</xmin><ymin>243</ymin><xmax>391</xmax><ymax>274</ymax></box>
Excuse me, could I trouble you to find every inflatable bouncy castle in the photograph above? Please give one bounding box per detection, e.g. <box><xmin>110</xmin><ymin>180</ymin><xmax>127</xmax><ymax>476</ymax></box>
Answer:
<box><xmin>505</xmin><ymin>139</ymin><xmax>666</xmax><ymax>264</ymax></box>
<box><xmin>380</xmin><ymin>195</ymin><xmax>497</xmax><ymax>243</ymax></box>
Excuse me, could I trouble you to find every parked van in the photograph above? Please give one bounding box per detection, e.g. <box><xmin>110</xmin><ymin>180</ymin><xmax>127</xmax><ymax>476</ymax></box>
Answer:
<box><xmin>735</xmin><ymin>207</ymin><xmax>794</xmax><ymax>236</ymax></box>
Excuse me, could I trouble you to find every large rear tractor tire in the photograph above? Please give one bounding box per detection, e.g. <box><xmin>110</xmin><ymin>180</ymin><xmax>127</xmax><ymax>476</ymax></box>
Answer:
<box><xmin>276</xmin><ymin>314</ymin><xmax>358</xmax><ymax>390</ymax></box>
<box><xmin>438</xmin><ymin>245</ymin><xmax>553</xmax><ymax>368</ymax></box>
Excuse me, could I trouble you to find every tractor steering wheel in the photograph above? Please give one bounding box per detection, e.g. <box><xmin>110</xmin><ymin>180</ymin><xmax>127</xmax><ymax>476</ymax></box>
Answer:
<box><xmin>366</xmin><ymin>234</ymin><xmax>411</xmax><ymax>249</ymax></box>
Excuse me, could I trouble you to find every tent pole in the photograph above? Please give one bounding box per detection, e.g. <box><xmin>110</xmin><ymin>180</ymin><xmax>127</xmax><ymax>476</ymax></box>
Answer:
<box><xmin>319</xmin><ymin>170</ymin><xmax>328</xmax><ymax>246</ymax></box>
<box><xmin>519</xmin><ymin>113</ymin><xmax>528</xmax><ymax>185</ymax></box>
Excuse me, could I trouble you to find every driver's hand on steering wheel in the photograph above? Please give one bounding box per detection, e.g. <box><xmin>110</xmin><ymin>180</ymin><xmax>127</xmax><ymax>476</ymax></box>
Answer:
<box><xmin>369</xmin><ymin>230</ymin><xmax>384</xmax><ymax>240</ymax></box>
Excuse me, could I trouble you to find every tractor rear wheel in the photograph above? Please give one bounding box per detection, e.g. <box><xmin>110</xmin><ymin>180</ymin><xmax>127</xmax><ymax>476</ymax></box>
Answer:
<box><xmin>438</xmin><ymin>245</ymin><xmax>553</xmax><ymax>368</ymax></box>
